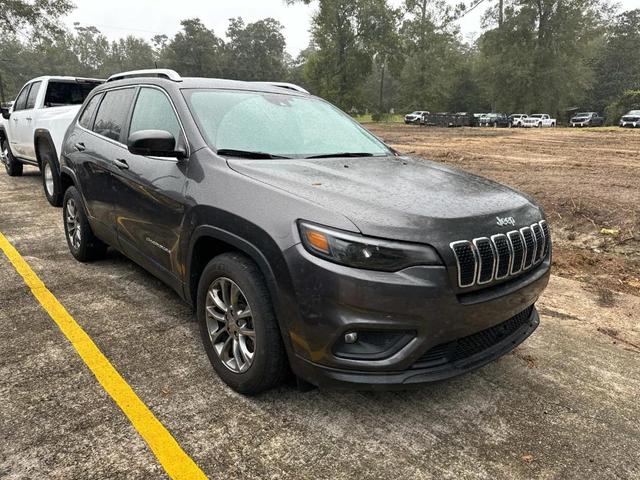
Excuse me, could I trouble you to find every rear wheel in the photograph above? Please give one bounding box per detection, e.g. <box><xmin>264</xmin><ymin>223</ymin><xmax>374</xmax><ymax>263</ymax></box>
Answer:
<box><xmin>2</xmin><ymin>138</ymin><xmax>23</xmax><ymax>177</ymax></box>
<box><xmin>198</xmin><ymin>253</ymin><xmax>288</xmax><ymax>395</ymax></box>
<box><xmin>41</xmin><ymin>145</ymin><xmax>62</xmax><ymax>206</ymax></box>
<box><xmin>63</xmin><ymin>186</ymin><xmax>107</xmax><ymax>262</ymax></box>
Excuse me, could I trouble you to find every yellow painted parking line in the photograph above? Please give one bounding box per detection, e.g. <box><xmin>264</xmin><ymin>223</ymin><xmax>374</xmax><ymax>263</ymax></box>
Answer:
<box><xmin>0</xmin><ymin>233</ymin><xmax>207</xmax><ymax>480</ymax></box>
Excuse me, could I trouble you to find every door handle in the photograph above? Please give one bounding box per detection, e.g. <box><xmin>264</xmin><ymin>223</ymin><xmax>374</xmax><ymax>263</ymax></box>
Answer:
<box><xmin>114</xmin><ymin>158</ymin><xmax>129</xmax><ymax>170</ymax></box>
<box><xmin>26</xmin><ymin>117</ymin><xmax>32</xmax><ymax>121</ymax></box>
<box><xmin>74</xmin><ymin>142</ymin><xmax>86</xmax><ymax>152</ymax></box>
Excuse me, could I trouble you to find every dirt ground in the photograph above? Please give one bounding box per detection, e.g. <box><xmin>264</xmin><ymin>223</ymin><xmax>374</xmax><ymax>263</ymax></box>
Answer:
<box><xmin>367</xmin><ymin>125</ymin><xmax>640</xmax><ymax>298</ymax></box>
<box><xmin>0</xmin><ymin>133</ymin><xmax>639</xmax><ymax>479</ymax></box>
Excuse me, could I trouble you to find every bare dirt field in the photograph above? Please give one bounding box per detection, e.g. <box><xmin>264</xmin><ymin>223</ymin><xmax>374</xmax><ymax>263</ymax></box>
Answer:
<box><xmin>367</xmin><ymin>125</ymin><xmax>640</xmax><ymax>300</ymax></box>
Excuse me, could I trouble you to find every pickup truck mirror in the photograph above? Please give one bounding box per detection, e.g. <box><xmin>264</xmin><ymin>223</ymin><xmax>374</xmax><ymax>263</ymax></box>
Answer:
<box><xmin>1</xmin><ymin>107</ymin><xmax>10</xmax><ymax>120</ymax></box>
<box><xmin>127</xmin><ymin>130</ymin><xmax>186</xmax><ymax>159</ymax></box>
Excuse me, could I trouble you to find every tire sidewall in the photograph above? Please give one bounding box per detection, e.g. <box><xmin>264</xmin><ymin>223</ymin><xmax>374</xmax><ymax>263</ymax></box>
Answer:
<box><xmin>63</xmin><ymin>186</ymin><xmax>102</xmax><ymax>262</ymax></box>
<box><xmin>42</xmin><ymin>150</ymin><xmax>62</xmax><ymax>206</ymax></box>
<box><xmin>2</xmin><ymin>138</ymin><xmax>22</xmax><ymax>176</ymax></box>
<box><xmin>197</xmin><ymin>254</ymin><xmax>281</xmax><ymax>394</ymax></box>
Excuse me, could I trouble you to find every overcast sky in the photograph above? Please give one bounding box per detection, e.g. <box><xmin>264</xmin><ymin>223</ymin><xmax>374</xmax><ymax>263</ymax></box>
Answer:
<box><xmin>64</xmin><ymin>0</ymin><xmax>637</xmax><ymax>56</ymax></box>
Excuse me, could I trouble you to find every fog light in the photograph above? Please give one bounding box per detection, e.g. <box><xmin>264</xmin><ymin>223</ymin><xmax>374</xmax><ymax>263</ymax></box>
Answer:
<box><xmin>333</xmin><ymin>330</ymin><xmax>415</xmax><ymax>360</ymax></box>
<box><xmin>344</xmin><ymin>332</ymin><xmax>358</xmax><ymax>344</ymax></box>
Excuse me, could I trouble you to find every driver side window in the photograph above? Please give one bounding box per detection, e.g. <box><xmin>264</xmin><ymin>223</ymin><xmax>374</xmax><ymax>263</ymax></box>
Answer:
<box><xmin>129</xmin><ymin>88</ymin><xmax>181</xmax><ymax>142</ymax></box>
<box><xmin>13</xmin><ymin>84</ymin><xmax>31</xmax><ymax>111</ymax></box>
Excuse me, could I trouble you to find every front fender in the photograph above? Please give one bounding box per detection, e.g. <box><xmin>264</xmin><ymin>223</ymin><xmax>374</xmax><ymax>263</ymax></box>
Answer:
<box><xmin>184</xmin><ymin>221</ymin><xmax>302</xmax><ymax>356</ymax></box>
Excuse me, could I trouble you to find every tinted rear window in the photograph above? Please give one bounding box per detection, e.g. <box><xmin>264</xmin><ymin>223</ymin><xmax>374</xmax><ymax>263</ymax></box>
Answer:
<box><xmin>93</xmin><ymin>89</ymin><xmax>135</xmax><ymax>142</ymax></box>
<box><xmin>44</xmin><ymin>81</ymin><xmax>102</xmax><ymax>107</ymax></box>
<box><xmin>78</xmin><ymin>93</ymin><xmax>103</xmax><ymax>129</ymax></box>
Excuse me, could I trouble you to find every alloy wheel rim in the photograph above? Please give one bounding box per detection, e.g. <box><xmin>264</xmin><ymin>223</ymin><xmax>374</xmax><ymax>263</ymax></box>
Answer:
<box><xmin>205</xmin><ymin>277</ymin><xmax>255</xmax><ymax>373</ymax></box>
<box><xmin>65</xmin><ymin>198</ymin><xmax>82</xmax><ymax>250</ymax></box>
<box><xmin>44</xmin><ymin>163</ymin><xmax>54</xmax><ymax>196</ymax></box>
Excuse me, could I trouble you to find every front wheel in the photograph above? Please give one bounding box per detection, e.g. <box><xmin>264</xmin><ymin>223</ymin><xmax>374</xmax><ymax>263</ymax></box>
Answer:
<box><xmin>63</xmin><ymin>186</ymin><xmax>108</xmax><ymax>262</ymax></box>
<box><xmin>2</xmin><ymin>138</ymin><xmax>23</xmax><ymax>177</ymax></box>
<box><xmin>198</xmin><ymin>253</ymin><xmax>288</xmax><ymax>395</ymax></box>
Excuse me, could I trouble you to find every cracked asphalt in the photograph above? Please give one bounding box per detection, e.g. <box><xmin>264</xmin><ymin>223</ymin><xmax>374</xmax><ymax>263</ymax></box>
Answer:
<box><xmin>1</xmin><ymin>166</ymin><xmax>639</xmax><ymax>479</ymax></box>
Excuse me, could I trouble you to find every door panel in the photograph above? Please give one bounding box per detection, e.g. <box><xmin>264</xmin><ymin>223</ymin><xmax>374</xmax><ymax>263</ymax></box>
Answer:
<box><xmin>113</xmin><ymin>154</ymin><xmax>187</xmax><ymax>278</ymax></box>
<box><xmin>21</xmin><ymin>81</ymin><xmax>42</xmax><ymax>160</ymax></box>
<box><xmin>113</xmin><ymin>86</ymin><xmax>188</xmax><ymax>280</ymax></box>
<box><xmin>64</xmin><ymin>128</ymin><xmax>120</xmax><ymax>246</ymax></box>
<box><xmin>7</xmin><ymin>84</ymin><xmax>31</xmax><ymax>157</ymax></box>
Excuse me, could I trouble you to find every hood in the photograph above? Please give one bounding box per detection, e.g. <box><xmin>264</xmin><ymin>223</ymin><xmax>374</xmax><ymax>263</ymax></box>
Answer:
<box><xmin>227</xmin><ymin>155</ymin><xmax>542</xmax><ymax>244</ymax></box>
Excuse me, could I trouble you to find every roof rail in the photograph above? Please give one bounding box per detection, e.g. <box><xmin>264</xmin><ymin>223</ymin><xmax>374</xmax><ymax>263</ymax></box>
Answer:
<box><xmin>107</xmin><ymin>69</ymin><xmax>182</xmax><ymax>83</ymax></box>
<box><xmin>253</xmin><ymin>82</ymin><xmax>309</xmax><ymax>94</ymax></box>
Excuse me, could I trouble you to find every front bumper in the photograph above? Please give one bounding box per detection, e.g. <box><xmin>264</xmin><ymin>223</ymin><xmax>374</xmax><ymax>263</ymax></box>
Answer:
<box><xmin>282</xmin><ymin>243</ymin><xmax>550</xmax><ymax>388</ymax></box>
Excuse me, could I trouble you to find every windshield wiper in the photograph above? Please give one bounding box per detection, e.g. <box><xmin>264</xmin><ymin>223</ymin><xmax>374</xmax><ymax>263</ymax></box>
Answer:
<box><xmin>216</xmin><ymin>149</ymin><xmax>289</xmax><ymax>159</ymax></box>
<box><xmin>305</xmin><ymin>152</ymin><xmax>377</xmax><ymax>159</ymax></box>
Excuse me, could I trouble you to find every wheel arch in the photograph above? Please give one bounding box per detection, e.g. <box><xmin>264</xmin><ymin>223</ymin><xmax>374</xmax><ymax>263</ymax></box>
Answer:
<box><xmin>34</xmin><ymin>129</ymin><xmax>58</xmax><ymax>170</ymax></box>
<box><xmin>185</xmin><ymin>225</ymin><xmax>298</xmax><ymax>356</ymax></box>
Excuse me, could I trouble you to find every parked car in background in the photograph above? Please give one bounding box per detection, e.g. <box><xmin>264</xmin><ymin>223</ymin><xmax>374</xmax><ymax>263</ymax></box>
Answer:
<box><xmin>60</xmin><ymin>69</ymin><xmax>551</xmax><ymax>394</ymax></box>
<box><xmin>404</xmin><ymin>110</ymin><xmax>429</xmax><ymax>124</ymax></box>
<box><xmin>570</xmin><ymin>112</ymin><xmax>604</xmax><ymax>127</ymax></box>
<box><xmin>620</xmin><ymin>110</ymin><xmax>640</xmax><ymax>128</ymax></box>
<box><xmin>0</xmin><ymin>76</ymin><xmax>103</xmax><ymax>205</ymax></box>
<box><xmin>479</xmin><ymin>113</ymin><xmax>510</xmax><ymax>128</ymax></box>
<box><xmin>522</xmin><ymin>114</ymin><xmax>556</xmax><ymax>128</ymax></box>
<box><xmin>509</xmin><ymin>114</ymin><xmax>528</xmax><ymax>127</ymax></box>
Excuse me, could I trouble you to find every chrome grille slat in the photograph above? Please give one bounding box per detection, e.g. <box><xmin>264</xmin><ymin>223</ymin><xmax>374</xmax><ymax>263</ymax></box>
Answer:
<box><xmin>473</xmin><ymin>237</ymin><xmax>496</xmax><ymax>285</ymax></box>
<box><xmin>520</xmin><ymin>226</ymin><xmax>535</xmax><ymax>270</ymax></box>
<box><xmin>450</xmin><ymin>221</ymin><xmax>551</xmax><ymax>289</ymax></box>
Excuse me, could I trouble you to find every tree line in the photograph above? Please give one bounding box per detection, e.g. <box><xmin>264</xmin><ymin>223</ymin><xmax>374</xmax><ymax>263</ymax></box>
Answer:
<box><xmin>1</xmin><ymin>0</ymin><xmax>639</xmax><ymax>122</ymax></box>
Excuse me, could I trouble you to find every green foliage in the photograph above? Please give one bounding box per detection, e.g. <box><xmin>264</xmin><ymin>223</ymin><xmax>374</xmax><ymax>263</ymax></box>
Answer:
<box><xmin>0</xmin><ymin>0</ymin><xmax>638</xmax><ymax>122</ymax></box>
<box><xmin>604</xmin><ymin>90</ymin><xmax>640</xmax><ymax>124</ymax></box>
<box><xmin>0</xmin><ymin>0</ymin><xmax>73</xmax><ymax>37</ymax></box>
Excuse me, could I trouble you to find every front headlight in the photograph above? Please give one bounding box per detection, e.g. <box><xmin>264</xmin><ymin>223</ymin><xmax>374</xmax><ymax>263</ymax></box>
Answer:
<box><xmin>298</xmin><ymin>221</ymin><xmax>442</xmax><ymax>271</ymax></box>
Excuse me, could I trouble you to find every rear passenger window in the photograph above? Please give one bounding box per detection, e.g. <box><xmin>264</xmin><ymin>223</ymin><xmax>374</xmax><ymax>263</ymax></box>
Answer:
<box><xmin>25</xmin><ymin>81</ymin><xmax>42</xmax><ymax>109</ymax></box>
<box><xmin>79</xmin><ymin>93</ymin><xmax>103</xmax><ymax>129</ymax></box>
<box><xmin>129</xmin><ymin>88</ymin><xmax>181</xmax><ymax>141</ymax></box>
<box><xmin>93</xmin><ymin>88</ymin><xmax>135</xmax><ymax>142</ymax></box>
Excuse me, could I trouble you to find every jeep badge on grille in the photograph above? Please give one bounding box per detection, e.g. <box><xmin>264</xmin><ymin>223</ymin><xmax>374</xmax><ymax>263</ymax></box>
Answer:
<box><xmin>496</xmin><ymin>216</ymin><xmax>516</xmax><ymax>227</ymax></box>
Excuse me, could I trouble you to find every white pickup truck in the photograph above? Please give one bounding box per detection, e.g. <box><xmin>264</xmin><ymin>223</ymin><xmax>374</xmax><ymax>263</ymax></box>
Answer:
<box><xmin>521</xmin><ymin>114</ymin><xmax>556</xmax><ymax>128</ymax></box>
<box><xmin>0</xmin><ymin>76</ymin><xmax>103</xmax><ymax>205</ymax></box>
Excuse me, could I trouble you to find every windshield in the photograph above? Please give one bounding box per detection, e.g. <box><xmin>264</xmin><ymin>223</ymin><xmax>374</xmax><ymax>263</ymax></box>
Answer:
<box><xmin>575</xmin><ymin>112</ymin><xmax>590</xmax><ymax>117</ymax></box>
<box><xmin>184</xmin><ymin>89</ymin><xmax>390</xmax><ymax>159</ymax></box>
<box><xmin>530</xmin><ymin>114</ymin><xmax>543</xmax><ymax>118</ymax></box>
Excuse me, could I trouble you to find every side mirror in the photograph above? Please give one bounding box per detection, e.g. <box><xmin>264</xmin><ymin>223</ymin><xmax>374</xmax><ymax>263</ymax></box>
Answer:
<box><xmin>127</xmin><ymin>130</ymin><xmax>186</xmax><ymax>159</ymax></box>
<box><xmin>1</xmin><ymin>107</ymin><xmax>10</xmax><ymax>120</ymax></box>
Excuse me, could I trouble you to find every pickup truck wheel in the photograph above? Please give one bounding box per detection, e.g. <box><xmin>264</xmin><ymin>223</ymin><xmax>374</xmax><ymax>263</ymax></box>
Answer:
<box><xmin>2</xmin><ymin>138</ymin><xmax>23</xmax><ymax>177</ymax></box>
<box><xmin>198</xmin><ymin>253</ymin><xmax>288</xmax><ymax>395</ymax></box>
<box><xmin>41</xmin><ymin>151</ymin><xmax>62</xmax><ymax>207</ymax></box>
<box><xmin>63</xmin><ymin>186</ymin><xmax>107</xmax><ymax>262</ymax></box>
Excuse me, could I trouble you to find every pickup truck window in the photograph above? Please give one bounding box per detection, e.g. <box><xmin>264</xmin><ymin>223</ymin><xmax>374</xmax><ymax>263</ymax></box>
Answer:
<box><xmin>44</xmin><ymin>81</ymin><xmax>100</xmax><ymax>108</ymax></box>
<box><xmin>13</xmin><ymin>84</ymin><xmax>31</xmax><ymax>111</ymax></box>
<box><xmin>93</xmin><ymin>88</ymin><xmax>135</xmax><ymax>142</ymax></box>
<box><xmin>79</xmin><ymin>93</ymin><xmax>103</xmax><ymax>130</ymax></box>
<box><xmin>129</xmin><ymin>88</ymin><xmax>181</xmax><ymax>141</ymax></box>
<box><xmin>25</xmin><ymin>81</ymin><xmax>42</xmax><ymax>110</ymax></box>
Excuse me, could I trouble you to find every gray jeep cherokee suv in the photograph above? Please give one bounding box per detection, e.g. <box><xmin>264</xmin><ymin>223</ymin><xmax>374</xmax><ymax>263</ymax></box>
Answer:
<box><xmin>60</xmin><ymin>69</ymin><xmax>551</xmax><ymax>394</ymax></box>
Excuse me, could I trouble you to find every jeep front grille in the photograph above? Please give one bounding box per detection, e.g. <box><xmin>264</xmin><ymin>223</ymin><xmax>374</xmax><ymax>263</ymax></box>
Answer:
<box><xmin>450</xmin><ymin>220</ymin><xmax>550</xmax><ymax>289</ymax></box>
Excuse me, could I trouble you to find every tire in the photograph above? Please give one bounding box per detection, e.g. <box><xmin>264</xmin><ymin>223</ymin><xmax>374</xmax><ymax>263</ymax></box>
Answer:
<box><xmin>2</xmin><ymin>137</ymin><xmax>23</xmax><ymax>177</ymax></box>
<box><xmin>198</xmin><ymin>252</ymin><xmax>288</xmax><ymax>395</ymax></box>
<box><xmin>40</xmin><ymin>144</ymin><xmax>63</xmax><ymax>206</ymax></box>
<box><xmin>63</xmin><ymin>186</ymin><xmax>108</xmax><ymax>262</ymax></box>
